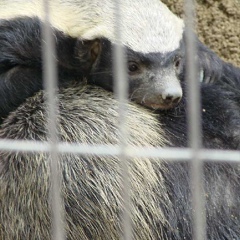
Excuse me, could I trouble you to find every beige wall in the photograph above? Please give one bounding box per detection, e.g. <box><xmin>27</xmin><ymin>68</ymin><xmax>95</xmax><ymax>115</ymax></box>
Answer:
<box><xmin>162</xmin><ymin>0</ymin><xmax>240</xmax><ymax>67</ymax></box>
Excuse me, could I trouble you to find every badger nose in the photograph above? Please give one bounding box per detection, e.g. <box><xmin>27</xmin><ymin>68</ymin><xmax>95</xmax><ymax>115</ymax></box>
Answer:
<box><xmin>161</xmin><ymin>88</ymin><xmax>182</xmax><ymax>105</ymax></box>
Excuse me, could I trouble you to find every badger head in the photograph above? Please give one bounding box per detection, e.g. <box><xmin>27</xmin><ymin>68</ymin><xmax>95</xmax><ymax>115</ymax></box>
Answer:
<box><xmin>89</xmin><ymin>38</ymin><xmax>184</xmax><ymax>110</ymax></box>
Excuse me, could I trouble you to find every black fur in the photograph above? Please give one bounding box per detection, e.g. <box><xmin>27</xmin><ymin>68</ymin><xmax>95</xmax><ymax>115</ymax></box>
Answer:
<box><xmin>0</xmin><ymin>16</ymin><xmax>97</xmax><ymax>122</ymax></box>
<box><xmin>161</xmin><ymin>159</ymin><xmax>240</xmax><ymax>239</ymax></box>
<box><xmin>195</xmin><ymin>38</ymin><xmax>240</xmax><ymax>89</ymax></box>
<box><xmin>159</xmin><ymin>82</ymin><xmax>240</xmax><ymax>149</ymax></box>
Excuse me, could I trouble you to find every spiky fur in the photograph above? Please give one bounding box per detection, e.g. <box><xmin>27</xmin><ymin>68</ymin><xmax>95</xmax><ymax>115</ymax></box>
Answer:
<box><xmin>0</xmin><ymin>82</ymin><xmax>169</xmax><ymax>240</ymax></box>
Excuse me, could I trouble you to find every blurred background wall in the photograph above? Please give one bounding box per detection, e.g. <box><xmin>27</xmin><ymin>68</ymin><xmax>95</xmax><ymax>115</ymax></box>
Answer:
<box><xmin>162</xmin><ymin>0</ymin><xmax>240</xmax><ymax>66</ymax></box>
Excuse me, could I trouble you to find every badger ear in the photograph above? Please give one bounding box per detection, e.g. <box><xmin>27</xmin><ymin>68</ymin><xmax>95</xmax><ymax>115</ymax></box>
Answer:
<box><xmin>89</xmin><ymin>39</ymin><xmax>101</xmax><ymax>63</ymax></box>
<box><xmin>75</xmin><ymin>38</ymin><xmax>101</xmax><ymax>64</ymax></box>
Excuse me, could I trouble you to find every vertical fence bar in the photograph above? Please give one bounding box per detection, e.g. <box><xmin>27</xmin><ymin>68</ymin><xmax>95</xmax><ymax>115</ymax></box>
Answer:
<box><xmin>41</xmin><ymin>1</ymin><xmax>65</xmax><ymax>240</ymax></box>
<box><xmin>113</xmin><ymin>1</ymin><xmax>132</xmax><ymax>240</ymax></box>
<box><xmin>184</xmin><ymin>0</ymin><xmax>206</xmax><ymax>239</ymax></box>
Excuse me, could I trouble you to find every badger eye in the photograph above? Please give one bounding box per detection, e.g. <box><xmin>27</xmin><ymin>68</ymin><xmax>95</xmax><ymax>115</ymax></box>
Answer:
<box><xmin>174</xmin><ymin>56</ymin><xmax>181</xmax><ymax>69</ymax></box>
<box><xmin>128</xmin><ymin>62</ymin><xmax>139</xmax><ymax>73</ymax></box>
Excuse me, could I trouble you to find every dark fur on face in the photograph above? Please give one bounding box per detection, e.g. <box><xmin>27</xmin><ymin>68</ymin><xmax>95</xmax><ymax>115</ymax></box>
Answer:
<box><xmin>0</xmin><ymin>16</ymin><xmax>100</xmax><ymax>122</ymax></box>
<box><xmin>89</xmin><ymin>38</ymin><xmax>184</xmax><ymax>110</ymax></box>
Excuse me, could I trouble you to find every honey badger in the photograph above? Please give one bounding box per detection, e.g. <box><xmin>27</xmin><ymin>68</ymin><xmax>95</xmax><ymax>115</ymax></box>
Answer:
<box><xmin>0</xmin><ymin>15</ymin><xmax>183</xmax><ymax>122</ymax></box>
<box><xmin>1</xmin><ymin>80</ymin><xmax>240</xmax><ymax>239</ymax></box>
<box><xmin>1</xmin><ymin>2</ymin><xmax>240</xmax><ymax>238</ymax></box>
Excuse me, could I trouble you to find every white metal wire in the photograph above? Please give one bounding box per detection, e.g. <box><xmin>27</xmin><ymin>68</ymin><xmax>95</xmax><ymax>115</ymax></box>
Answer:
<box><xmin>42</xmin><ymin>0</ymin><xmax>65</xmax><ymax>239</ymax></box>
<box><xmin>113</xmin><ymin>1</ymin><xmax>132</xmax><ymax>239</ymax></box>
<box><xmin>0</xmin><ymin>138</ymin><xmax>239</xmax><ymax>162</ymax></box>
<box><xmin>184</xmin><ymin>0</ymin><xmax>206</xmax><ymax>239</ymax></box>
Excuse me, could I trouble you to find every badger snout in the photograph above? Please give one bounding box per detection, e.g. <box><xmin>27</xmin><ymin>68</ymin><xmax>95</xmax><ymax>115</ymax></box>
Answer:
<box><xmin>161</xmin><ymin>87</ymin><xmax>182</xmax><ymax>105</ymax></box>
<box><xmin>129</xmin><ymin>69</ymin><xmax>183</xmax><ymax>110</ymax></box>
<box><xmin>138</xmin><ymin>85</ymin><xmax>183</xmax><ymax>110</ymax></box>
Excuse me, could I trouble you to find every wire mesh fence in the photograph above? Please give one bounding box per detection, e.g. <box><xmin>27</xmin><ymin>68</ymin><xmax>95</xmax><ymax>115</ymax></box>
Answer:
<box><xmin>0</xmin><ymin>0</ymin><xmax>239</xmax><ymax>240</ymax></box>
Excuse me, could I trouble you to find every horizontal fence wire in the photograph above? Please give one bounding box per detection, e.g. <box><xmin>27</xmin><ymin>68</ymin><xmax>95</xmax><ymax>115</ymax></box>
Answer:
<box><xmin>0</xmin><ymin>138</ymin><xmax>239</xmax><ymax>162</ymax></box>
